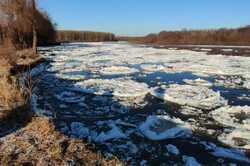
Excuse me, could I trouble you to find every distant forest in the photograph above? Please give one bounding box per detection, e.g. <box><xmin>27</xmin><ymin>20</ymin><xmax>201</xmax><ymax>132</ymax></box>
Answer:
<box><xmin>0</xmin><ymin>0</ymin><xmax>56</xmax><ymax>49</ymax></box>
<box><xmin>56</xmin><ymin>31</ymin><xmax>117</xmax><ymax>42</ymax></box>
<box><xmin>0</xmin><ymin>1</ymin><xmax>116</xmax><ymax>50</ymax></box>
<box><xmin>120</xmin><ymin>26</ymin><xmax>250</xmax><ymax>46</ymax></box>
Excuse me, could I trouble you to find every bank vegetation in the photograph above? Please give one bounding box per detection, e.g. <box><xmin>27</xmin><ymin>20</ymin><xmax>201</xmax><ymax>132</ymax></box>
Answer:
<box><xmin>120</xmin><ymin>26</ymin><xmax>250</xmax><ymax>46</ymax></box>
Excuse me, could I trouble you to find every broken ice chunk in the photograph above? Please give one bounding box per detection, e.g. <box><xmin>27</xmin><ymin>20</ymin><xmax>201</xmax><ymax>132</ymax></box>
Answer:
<box><xmin>166</xmin><ymin>144</ymin><xmax>180</xmax><ymax>155</ymax></box>
<box><xmin>140</xmin><ymin>64</ymin><xmax>165</xmax><ymax>73</ymax></box>
<box><xmin>211</xmin><ymin>106</ymin><xmax>250</xmax><ymax>149</ymax></box>
<box><xmin>218</xmin><ymin>129</ymin><xmax>250</xmax><ymax>150</ymax></box>
<box><xmin>211</xmin><ymin>106</ymin><xmax>250</xmax><ymax>130</ymax></box>
<box><xmin>99</xmin><ymin>66</ymin><xmax>139</xmax><ymax>75</ymax></box>
<box><xmin>182</xmin><ymin>155</ymin><xmax>201</xmax><ymax>166</ymax></box>
<box><xmin>75</xmin><ymin>78</ymin><xmax>150</xmax><ymax>98</ymax></box>
<box><xmin>243</xmin><ymin>79</ymin><xmax>250</xmax><ymax>90</ymax></box>
<box><xmin>95</xmin><ymin>123</ymin><xmax>127</xmax><ymax>143</ymax></box>
<box><xmin>139</xmin><ymin>115</ymin><xmax>192</xmax><ymax>141</ymax></box>
<box><xmin>55</xmin><ymin>91</ymin><xmax>85</xmax><ymax>103</ymax></box>
<box><xmin>183</xmin><ymin>78</ymin><xmax>213</xmax><ymax>87</ymax></box>
<box><xmin>211</xmin><ymin>146</ymin><xmax>250</xmax><ymax>163</ymax></box>
<box><xmin>214</xmin><ymin>75</ymin><xmax>245</xmax><ymax>88</ymax></box>
<box><xmin>151</xmin><ymin>84</ymin><xmax>227</xmax><ymax>110</ymax></box>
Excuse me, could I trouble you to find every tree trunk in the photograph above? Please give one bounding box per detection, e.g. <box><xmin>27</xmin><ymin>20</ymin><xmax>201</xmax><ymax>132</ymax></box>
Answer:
<box><xmin>32</xmin><ymin>26</ymin><xmax>37</xmax><ymax>53</ymax></box>
<box><xmin>31</xmin><ymin>0</ymin><xmax>37</xmax><ymax>53</ymax></box>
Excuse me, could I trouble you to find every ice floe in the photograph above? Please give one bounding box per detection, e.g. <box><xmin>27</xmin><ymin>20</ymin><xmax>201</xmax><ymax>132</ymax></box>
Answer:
<box><xmin>75</xmin><ymin>78</ymin><xmax>150</xmax><ymax>98</ymax></box>
<box><xmin>214</xmin><ymin>75</ymin><xmax>245</xmax><ymax>88</ymax></box>
<box><xmin>151</xmin><ymin>84</ymin><xmax>227</xmax><ymax>110</ymax></box>
<box><xmin>55</xmin><ymin>91</ymin><xmax>85</xmax><ymax>103</ymax></box>
<box><xmin>182</xmin><ymin>156</ymin><xmax>201</xmax><ymax>166</ymax></box>
<box><xmin>211</xmin><ymin>106</ymin><xmax>250</xmax><ymax>149</ymax></box>
<box><xmin>95</xmin><ymin>123</ymin><xmax>127</xmax><ymax>143</ymax></box>
<box><xmin>243</xmin><ymin>80</ymin><xmax>250</xmax><ymax>90</ymax></box>
<box><xmin>99</xmin><ymin>66</ymin><xmax>139</xmax><ymax>75</ymax></box>
<box><xmin>166</xmin><ymin>144</ymin><xmax>180</xmax><ymax>155</ymax></box>
<box><xmin>183</xmin><ymin>78</ymin><xmax>213</xmax><ymax>87</ymax></box>
<box><xmin>211</xmin><ymin>106</ymin><xmax>250</xmax><ymax>130</ymax></box>
<box><xmin>201</xmin><ymin>141</ymin><xmax>250</xmax><ymax>163</ymax></box>
<box><xmin>218</xmin><ymin>129</ymin><xmax>250</xmax><ymax>150</ymax></box>
<box><xmin>139</xmin><ymin>115</ymin><xmax>192</xmax><ymax>141</ymax></box>
<box><xmin>140</xmin><ymin>64</ymin><xmax>165</xmax><ymax>73</ymax></box>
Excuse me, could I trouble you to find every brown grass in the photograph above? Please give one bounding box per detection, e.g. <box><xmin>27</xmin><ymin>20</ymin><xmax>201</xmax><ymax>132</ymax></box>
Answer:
<box><xmin>0</xmin><ymin>117</ymin><xmax>124</xmax><ymax>165</ymax></box>
<box><xmin>0</xmin><ymin>75</ymin><xmax>25</xmax><ymax>108</ymax></box>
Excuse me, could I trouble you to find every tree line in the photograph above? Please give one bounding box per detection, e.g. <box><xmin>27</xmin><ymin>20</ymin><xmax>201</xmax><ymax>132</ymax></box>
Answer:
<box><xmin>56</xmin><ymin>31</ymin><xmax>117</xmax><ymax>42</ymax></box>
<box><xmin>120</xmin><ymin>26</ymin><xmax>250</xmax><ymax>46</ymax></box>
<box><xmin>0</xmin><ymin>0</ymin><xmax>56</xmax><ymax>50</ymax></box>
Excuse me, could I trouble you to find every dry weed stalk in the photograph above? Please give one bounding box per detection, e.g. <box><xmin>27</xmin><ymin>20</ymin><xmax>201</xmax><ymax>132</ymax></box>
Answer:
<box><xmin>0</xmin><ymin>75</ymin><xmax>25</xmax><ymax>108</ymax></box>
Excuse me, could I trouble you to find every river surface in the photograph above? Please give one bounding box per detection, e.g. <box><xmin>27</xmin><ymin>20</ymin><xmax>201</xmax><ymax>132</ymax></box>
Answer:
<box><xmin>33</xmin><ymin>42</ymin><xmax>250</xmax><ymax>165</ymax></box>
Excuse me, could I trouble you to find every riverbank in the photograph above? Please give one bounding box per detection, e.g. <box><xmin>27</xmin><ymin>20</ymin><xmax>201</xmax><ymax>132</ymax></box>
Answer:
<box><xmin>0</xmin><ymin>117</ymin><xmax>122</xmax><ymax>165</ymax></box>
<box><xmin>151</xmin><ymin>44</ymin><xmax>250</xmax><ymax>57</ymax></box>
<box><xmin>0</xmin><ymin>48</ymin><xmax>123</xmax><ymax>165</ymax></box>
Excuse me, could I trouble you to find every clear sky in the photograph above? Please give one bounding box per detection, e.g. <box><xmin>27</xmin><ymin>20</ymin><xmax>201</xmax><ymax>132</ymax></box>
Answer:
<box><xmin>38</xmin><ymin>0</ymin><xmax>250</xmax><ymax>36</ymax></box>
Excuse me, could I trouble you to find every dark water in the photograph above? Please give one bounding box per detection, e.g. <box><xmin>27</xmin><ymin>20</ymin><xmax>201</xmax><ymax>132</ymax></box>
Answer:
<box><xmin>33</xmin><ymin>44</ymin><xmax>250</xmax><ymax>165</ymax></box>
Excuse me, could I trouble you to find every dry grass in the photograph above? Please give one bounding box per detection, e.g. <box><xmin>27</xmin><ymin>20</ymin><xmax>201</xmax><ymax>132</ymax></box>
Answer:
<box><xmin>0</xmin><ymin>117</ymin><xmax>124</xmax><ymax>166</ymax></box>
<box><xmin>0</xmin><ymin>75</ymin><xmax>25</xmax><ymax>108</ymax></box>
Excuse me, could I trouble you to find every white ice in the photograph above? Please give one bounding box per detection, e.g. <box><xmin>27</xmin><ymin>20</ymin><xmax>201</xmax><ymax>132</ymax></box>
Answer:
<box><xmin>182</xmin><ymin>156</ymin><xmax>201</xmax><ymax>166</ymax></box>
<box><xmin>55</xmin><ymin>91</ymin><xmax>85</xmax><ymax>103</ymax></box>
<box><xmin>166</xmin><ymin>144</ymin><xmax>180</xmax><ymax>155</ymax></box>
<box><xmin>151</xmin><ymin>84</ymin><xmax>227</xmax><ymax>110</ymax></box>
<box><xmin>183</xmin><ymin>78</ymin><xmax>213</xmax><ymax>87</ymax></box>
<box><xmin>211</xmin><ymin>106</ymin><xmax>250</xmax><ymax>149</ymax></box>
<box><xmin>75</xmin><ymin>78</ymin><xmax>150</xmax><ymax>98</ymax></box>
<box><xmin>139</xmin><ymin>115</ymin><xmax>192</xmax><ymax>141</ymax></box>
<box><xmin>99</xmin><ymin>66</ymin><xmax>139</xmax><ymax>75</ymax></box>
<box><xmin>218</xmin><ymin>129</ymin><xmax>250</xmax><ymax>150</ymax></box>
<box><xmin>211</xmin><ymin>106</ymin><xmax>250</xmax><ymax>130</ymax></box>
<box><xmin>95</xmin><ymin>123</ymin><xmax>127</xmax><ymax>143</ymax></box>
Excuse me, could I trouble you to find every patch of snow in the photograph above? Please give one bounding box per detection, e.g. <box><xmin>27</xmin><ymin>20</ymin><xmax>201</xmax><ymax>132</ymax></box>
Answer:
<box><xmin>139</xmin><ymin>115</ymin><xmax>192</xmax><ymax>141</ymax></box>
<box><xmin>151</xmin><ymin>84</ymin><xmax>227</xmax><ymax>110</ymax></box>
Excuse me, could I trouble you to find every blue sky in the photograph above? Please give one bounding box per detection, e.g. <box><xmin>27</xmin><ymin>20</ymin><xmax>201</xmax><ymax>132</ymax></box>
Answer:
<box><xmin>38</xmin><ymin>0</ymin><xmax>250</xmax><ymax>36</ymax></box>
